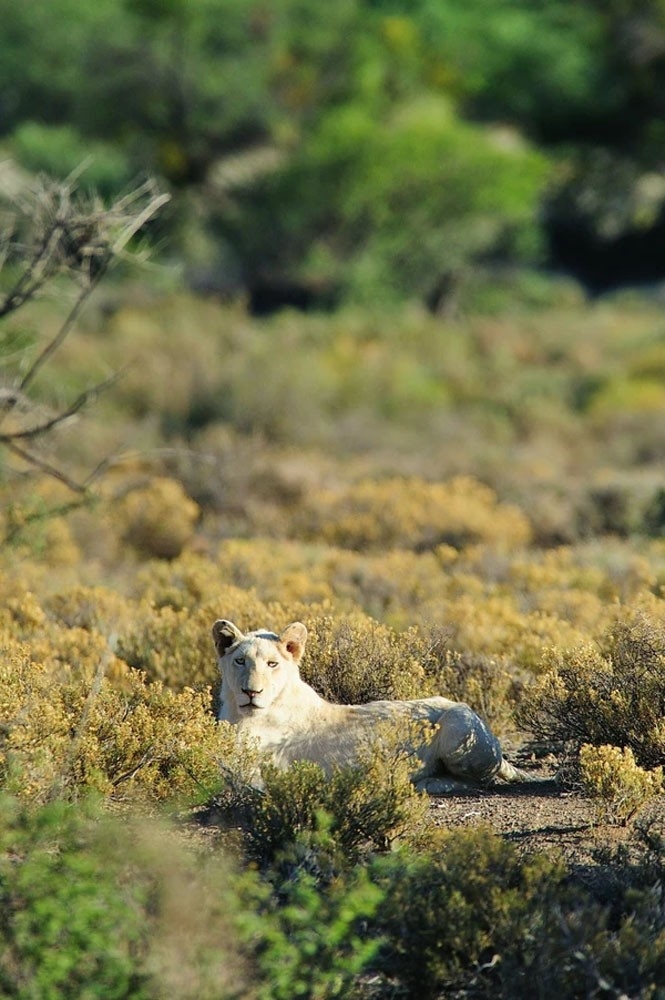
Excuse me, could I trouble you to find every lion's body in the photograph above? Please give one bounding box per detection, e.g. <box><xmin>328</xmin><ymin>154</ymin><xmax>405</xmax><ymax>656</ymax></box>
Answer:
<box><xmin>213</xmin><ymin>620</ymin><xmax>529</xmax><ymax>793</ymax></box>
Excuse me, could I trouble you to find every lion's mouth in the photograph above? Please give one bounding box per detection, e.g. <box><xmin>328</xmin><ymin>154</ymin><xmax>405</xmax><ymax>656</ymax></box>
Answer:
<box><xmin>240</xmin><ymin>701</ymin><xmax>262</xmax><ymax>709</ymax></box>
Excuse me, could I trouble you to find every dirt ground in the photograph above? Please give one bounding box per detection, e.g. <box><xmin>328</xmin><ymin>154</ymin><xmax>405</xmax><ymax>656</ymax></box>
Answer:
<box><xmin>429</xmin><ymin>744</ymin><xmax>665</xmax><ymax>884</ymax></box>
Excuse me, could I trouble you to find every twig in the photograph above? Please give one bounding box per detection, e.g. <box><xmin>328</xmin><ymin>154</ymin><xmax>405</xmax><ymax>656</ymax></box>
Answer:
<box><xmin>5</xmin><ymin>440</ymin><xmax>90</xmax><ymax>493</ymax></box>
<box><xmin>18</xmin><ymin>270</ymin><xmax>107</xmax><ymax>394</ymax></box>
<box><xmin>0</xmin><ymin>370</ymin><xmax>121</xmax><ymax>442</ymax></box>
<box><xmin>111</xmin><ymin>191</ymin><xmax>171</xmax><ymax>254</ymax></box>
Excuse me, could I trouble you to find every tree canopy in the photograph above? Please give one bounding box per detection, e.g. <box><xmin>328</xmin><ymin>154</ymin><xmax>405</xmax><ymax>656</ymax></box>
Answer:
<box><xmin>2</xmin><ymin>0</ymin><xmax>665</xmax><ymax>305</ymax></box>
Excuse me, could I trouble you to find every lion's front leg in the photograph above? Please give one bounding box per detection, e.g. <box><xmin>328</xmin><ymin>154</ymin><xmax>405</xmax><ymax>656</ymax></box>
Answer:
<box><xmin>415</xmin><ymin>702</ymin><xmax>503</xmax><ymax>790</ymax></box>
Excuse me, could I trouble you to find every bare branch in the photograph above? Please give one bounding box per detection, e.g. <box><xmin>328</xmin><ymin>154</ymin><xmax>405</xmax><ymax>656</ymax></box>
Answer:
<box><xmin>3</xmin><ymin>493</ymin><xmax>92</xmax><ymax>546</ymax></box>
<box><xmin>18</xmin><ymin>273</ymin><xmax>104</xmax><ymax>394</ymax></box>
<box><xmin>5</xmin><ymin>440</ymin><xmax>90</xmax><ymax>494</ymax></box>
<box><xmin>0</xmin><ymin>173</ymin><xmax>169</xmax><ymax>509</ymax></box>
<box><xmin>0</xmin><ymin>370</ymin><xmax>121</xmax><ymax>442</ymax></box>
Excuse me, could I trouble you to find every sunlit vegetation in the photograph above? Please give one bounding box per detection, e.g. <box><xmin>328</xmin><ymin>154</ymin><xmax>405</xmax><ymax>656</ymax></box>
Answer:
<box><xmin>1</xmin><ymin>283</ymin><xmax>665</xmax><ymax>995</ymax></box>
<box><xmin>2</xmin><ymin>0</ymin><xmax>665</xmax><ymax>994</ymax></box>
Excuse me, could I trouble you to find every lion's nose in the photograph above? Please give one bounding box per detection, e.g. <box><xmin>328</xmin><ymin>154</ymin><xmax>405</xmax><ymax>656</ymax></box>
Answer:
<box><xmin>242</xmin><ymin>686</ymin><xmax>263</xmax><ymax>697</ymax></box>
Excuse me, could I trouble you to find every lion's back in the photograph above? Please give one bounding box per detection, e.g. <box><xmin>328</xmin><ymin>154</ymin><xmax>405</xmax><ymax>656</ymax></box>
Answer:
<box><xmin>349</xmin><ymin>695</ymin><xmax>454</xmax><ymax>724</ymax></box>
<box><xmin>255</xmin><ymin>694</ymin><xmax>456</xmax><ymax>772</ymax></box>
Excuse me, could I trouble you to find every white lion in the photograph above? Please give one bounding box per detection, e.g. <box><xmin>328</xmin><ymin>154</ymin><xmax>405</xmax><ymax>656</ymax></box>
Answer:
<box><xmin>213</xmin><ymin>619</ymin><xmax>530</xmax><ymax>793</ymax></box>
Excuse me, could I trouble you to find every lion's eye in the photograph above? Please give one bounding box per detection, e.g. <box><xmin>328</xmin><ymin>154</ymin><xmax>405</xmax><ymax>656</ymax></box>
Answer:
<box><xmin>234</xmin><ymin>656</ymin><xmax>245</xmax><ymax>666</ymax></box>
<box><xmin>267</xmin><ymin>660</ymin><xmax>279</xmax><ymax>669</ymax></box>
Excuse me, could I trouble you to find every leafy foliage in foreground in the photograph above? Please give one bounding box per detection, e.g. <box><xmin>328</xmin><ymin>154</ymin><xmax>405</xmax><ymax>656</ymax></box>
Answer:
<box><xmin>4</xmin><ymin>795</ymin><xmax>665</xmax><ymax>1000</ymax></box>
<box><xmin>0</xmin><ymin>796</ymin><xmax>250</xmax><ymax>1000</ymax></box>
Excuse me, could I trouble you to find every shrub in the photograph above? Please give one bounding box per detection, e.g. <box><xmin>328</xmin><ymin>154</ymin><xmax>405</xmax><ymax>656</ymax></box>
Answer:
<box><xmin>44</xmin><ymin>585</ymin><xmax>134</xmax><ymax>635</ymax></box>
<box><xmin>296</xmin><ymin>475</ymin><xmax>532</xmax><ymax>552</ymax></box>
<box><xmin>214</xmin><ymin>538</ymin><xmax>337</xmax><ymax>606</ymax></box>
<box><xmin>116</xmin><ymin>477</ymin><xmax>199</xmax><ymax>560</ymax></box>
<box><xmin>518</xmin><ymin>617</ymin><xmax>665</xmax><ymax>771</ymax></box>
<box><xmin>0</xmin><ymin>796</ymin><xmax>252</xmax><ymax>1000</ymax></box>
<box><xmin>0</xmin><ymin>639</ymin><xmax>249</xmax><ymax>803</ymax></box>
<box><xmin>239</xmin><ymin>845</ymin><xmax>383</xmax><ymax>1000</ymax></box>
<box><xmin>5</xmin><ymin>793</ymin><xmax>665</xmax><ymax>1000</ymax></box>
<box><xmin>215</xmin><ymin>723</ymin><xmax>430</xmax><ymax>871</ymax></box>
<box><xmin>0</xmin><ymin>797</ymin><xmax>149</xmax><ymax>1000</ymax></box>
<box><xmin>115</xmin><ymin>602</ymin><xmax>217</xmax><ymax>692</ymax></box>
<box><xmin>302</xmin><ymin>613</ymin><xmax>429</xmax><ymax>704</ymax></box>
<box><xmin>11</xmin><ymin>121</ymin><xmax>133</xmax><ymax>198</ymax></box>
<box><xmin>579</xmin><ymin>744</ymin><xmax>663</xmax><ymax>825</ymax></box>
<box><xmin>369</xmin><ymin>826</ymin><xmax>569</xmax><ymax>999</ymax></box>
<box><xmin>368</xmin><ymin>823</ymin><xmax>665</xmax><ymax>999</ymax></box>
<box><xmin>131</xmin><ymin>555</ymin><xmax>252</xmax><ymax>611</ymax></box>
<box><xmin>226</xmin><ymin>93</ymin><xmax>549</xmax><ymax>307</ymax></box>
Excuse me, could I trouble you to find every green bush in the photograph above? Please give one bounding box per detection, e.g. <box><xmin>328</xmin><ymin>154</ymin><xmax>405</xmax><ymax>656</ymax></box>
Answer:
<box><xmin>0</xmin><ymin>795</ymin><xmax>253</xmax><ymax>1000</ymax></box>
<box><xmin>0</xmin><ymin>797</ymin><xmax>148</xmax><ymax>1000</ymax></box>
<box><xmin>214</xmin><ymin>730</ymin><xmax>430</xmax><ymax>872</ymax></box>
<box><xmin>369</xmin><ymin>826</ymin><xmax>568</xmax><ymax>998</ymax></box>
<box><xmin>12</xmin><ymin>122</ymin><xmax>133</xmax><ymax>198</ymax></box>
<box><xmin>367</xmin><ymin>823</ymin><xmax>665</xmax><ymax>999</ymax></box>
<box><xmin>331</xmin><ymin>96</ymin><xmax>549</xmax><ymax>304</ymax></box>
<box><xmin>238</xmin><ymin>827</ymin><xmax>384</xmax><ymax>1000</ymax></box>
<box><xmin>416</xmin><ymin>0</ymin><xmax>612</xmax><ymax>137</ymax></box>
<box><xmin>221</xmin><ymin>94</ymin><xmax>550</xmax><ymax>306</ymax></box>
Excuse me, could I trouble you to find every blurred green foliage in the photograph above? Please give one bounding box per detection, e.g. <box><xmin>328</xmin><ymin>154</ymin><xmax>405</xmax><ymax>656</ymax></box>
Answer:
<box><xmin>2</xmin><ymin>0</ymin><xmax>665</xmax><ymax>303</ymax></box>
<box><xmin>11</xmin><ymin>123</ymin><xmax>133</xmax><ymax>198</ymax></box>
<box><xmin>223</xmin><ymin>95</ymin><xmax>549</xmax><ymax>304</ymax></box>
<box><xmin>4</xmin><ymin>793</ymin><xmax>665</xmax><ymax>999</ymax></box>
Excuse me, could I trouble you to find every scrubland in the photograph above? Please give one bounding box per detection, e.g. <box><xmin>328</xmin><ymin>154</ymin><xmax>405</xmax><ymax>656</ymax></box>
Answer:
<box><xmin>3</xmin><ymin>285</ymin><xmax>665</xmax><ymax>997</ymax></box>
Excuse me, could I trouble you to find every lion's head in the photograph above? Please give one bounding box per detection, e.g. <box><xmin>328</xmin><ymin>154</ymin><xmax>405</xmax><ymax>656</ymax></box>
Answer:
<box><xmin>212</xmin><ymin>619</ymin><xmax>308</xmax><ymax>719</ymax></box>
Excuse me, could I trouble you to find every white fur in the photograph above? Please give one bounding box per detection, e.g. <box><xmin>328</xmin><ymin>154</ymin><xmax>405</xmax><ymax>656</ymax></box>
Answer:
<box><xmin>212</xmin><ymin>619</ymin><xmax>528</xmax><ymax>793</ymax></box>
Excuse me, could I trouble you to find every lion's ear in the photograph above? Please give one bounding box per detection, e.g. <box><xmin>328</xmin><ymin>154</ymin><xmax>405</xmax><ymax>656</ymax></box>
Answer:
<box><xmin>279</xmin><ymin>621</ymin><xmax>307</xmax><ymax>661</ymax></box>
<box><xmin>212</xmin><ymin>619</ymin><xmax>245</xmax><ymax>656</ymax></box>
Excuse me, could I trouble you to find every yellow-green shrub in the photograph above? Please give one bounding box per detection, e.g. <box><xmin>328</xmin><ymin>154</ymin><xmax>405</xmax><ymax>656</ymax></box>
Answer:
<box><xmin>116</xmin><ymin>477</ymin><xmax>199</xmax><ymax>559</ymax></box>
<box><xmin>302</xmin><ymin>613</ymin><xmax>430</xmax><ymax>703</ymax></box>
<box><xmin>325</xmin><ymin>546</ymin><xmax>444</xmax><ymax>626</ymax></box>
<box><xmin>0</xmin><ymin>476</ymin><xmax>83</xmax><ymax>565</ymax></box>
<box><xmin>579</xmin><ymin>744</ymin><xmax>663</xmax><ymax>825</ymax></box>
<box><xmin>0</xmin><ymin>639</ymin><xmax>250</xmax><ymax>803</ymax></box>
<box><xmin>214</xmin><ymin>538</ymin><xmax>337</xmax><ymax>605</ymax></box>
<box><xmin>115</xmin><ymin>603</ymin><xmax>218</xmax><ymax>692</ymax></box>
<box><xmin>518</xmin><ymin>618</ymin><xmax>665</xmax><ymax>771</ymax></box>
<box><xmin>295</xmin><ymin>475</ymin><xmax>532</xmax><ymax>551</ymax></box>
<box><xmin>43</xmin><ymin>585</ymin><xmax>134</xmax><ymax>634</ymax></box>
